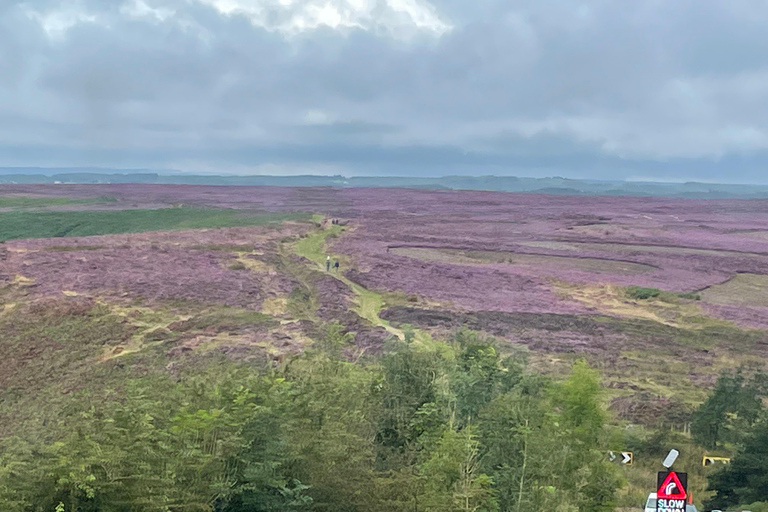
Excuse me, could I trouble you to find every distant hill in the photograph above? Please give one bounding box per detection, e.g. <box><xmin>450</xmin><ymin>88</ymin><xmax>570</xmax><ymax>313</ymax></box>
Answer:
<box><xmin>0</xmin><ymin>168</ymin><xmax>766</xmax><ymax>198</ymax></box>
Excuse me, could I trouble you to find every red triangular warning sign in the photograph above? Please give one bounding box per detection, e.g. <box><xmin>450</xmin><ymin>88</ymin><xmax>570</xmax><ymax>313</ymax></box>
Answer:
<box><xmin>658</xmin><ymin>471</ymin><xmax>687</xmax><ymax>500</ymax></box>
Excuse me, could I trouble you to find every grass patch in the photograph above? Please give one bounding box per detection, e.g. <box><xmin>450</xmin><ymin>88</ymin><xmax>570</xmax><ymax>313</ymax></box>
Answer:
<box><xmin>293</xmin><ymin>225</ymin><xmax>404</xmax><ymax>339</ymax></box>
<box><xmin>350</xmin><ymin>283</ymin><xmax>385</xmax><ymax>325</ymax></box>
<box><xmin>0</xmin><ymin>196</ymin><xmax>116</xmax><ymax>209</ymax></box>
<box><xmin>626</xmin><ymin>286</ymin><xmax>661</xmax><ymax>300</ymax></box>
<box><xmin>0</xmin><ymin>208</ymin><xmax>311</xmax><ymax>242</ymax></box>
<box><xmin>626</xmin><ymin>286</ymin><xmax>700</xmax><ymax>302</ymax></box>
<box><xmin>295</xmin><ymin>224</ymin><xmax>344</xmax><ymax>264</ymax></box>
<box><xmin>287</xmin><ymin>285</ymin><xmax>317</xmax><ymax>319</ymax></box>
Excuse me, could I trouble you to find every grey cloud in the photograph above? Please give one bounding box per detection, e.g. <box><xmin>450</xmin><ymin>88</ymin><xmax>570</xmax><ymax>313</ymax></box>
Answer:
<box><xmin>2</xmin><ymin>0</ymin><xmax>768</xmax><ymax>181</ymax></box>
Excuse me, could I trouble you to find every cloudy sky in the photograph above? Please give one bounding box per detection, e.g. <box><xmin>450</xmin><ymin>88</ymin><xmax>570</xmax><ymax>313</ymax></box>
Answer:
<box><xmin>2</xmin><ymin>0</ymin><xmax>768</xmax><ymax>181</ymax></box>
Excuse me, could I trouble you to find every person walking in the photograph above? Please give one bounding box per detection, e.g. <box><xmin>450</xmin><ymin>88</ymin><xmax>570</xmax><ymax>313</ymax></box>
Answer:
<box><xmin>334</xmin><ymin>260</ymin><xmax>339</xmax><ymax>273</ymax></box>
<box><xmin>326</xmin><ymin>256</ymin><xmax>331</xmax><ymax>271</ymax></box>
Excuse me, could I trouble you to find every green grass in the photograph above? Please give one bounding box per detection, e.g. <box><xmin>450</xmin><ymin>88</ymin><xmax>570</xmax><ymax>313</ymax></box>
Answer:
<box><xmin>626</xmin><ymin>286</ymin><xmax>662</xmax><ymax>300</ymax></box>
<box><xmin>349</xmin><ymin>283</ymin><xmax>385</xmax><ymax>325</ymax></box>
<box><xmin>626</xmin><ymin>286</ymin><xmax>701</xmax><ymax>302</ymax></box>
<box><xmin>295</xmin><ymin>224</ymin><xmax>344</xmax><ymax>264</ymax></box>
<box><xmin>0</xmin><ymin>208</ymin><xmax>311</xmax><ymax>241</ymax></box>
<box><xmin>293</xmin><ymin>224</ymin><xmax>404</xmax><ymax>339</ymax></box>
<box><xmin>0</xmin><ymin>196</ymin><xmax>116</xmax><ymax>209</ymax></box>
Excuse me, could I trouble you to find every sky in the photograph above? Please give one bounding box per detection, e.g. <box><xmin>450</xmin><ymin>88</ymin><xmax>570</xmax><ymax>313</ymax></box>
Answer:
<box><xmin>2</xmin><ymin>0</ymin><xmax>768</xmax><ymax>182</ymax></box>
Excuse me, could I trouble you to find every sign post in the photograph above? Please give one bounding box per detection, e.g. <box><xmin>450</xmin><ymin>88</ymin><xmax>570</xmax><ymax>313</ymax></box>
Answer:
<box><xmin>656</xmin><ymin>471</ymin><xmax>687</xmax><ymax>512</ymax></box>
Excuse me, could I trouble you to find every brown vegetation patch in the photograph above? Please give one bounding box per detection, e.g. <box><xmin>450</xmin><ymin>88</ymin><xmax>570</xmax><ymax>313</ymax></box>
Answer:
<box><xmin>520</xmin><ymin>240</ymin><xmax>768</xmax><ymax>259</ymax></box>
<box><xmin>700</xmin><ymin>273</ymin><xmax>768</xmax><ymax>307</ymax></box>
<box><xmin>553</xmin><ymin>282</ymin><xmax>720</xmax><ymax>329</ymax></box>
<box><xmin>609</xmin><ymin>392</ymin><xmax>693</xmax><ymax>427</ymax></box>
<box><xmin>390</xmin><ymin>246</ymin><xmax>656</xmax><ymax>274</ymax></box>
<box><xmin>380</xmin><ymin>306</ymin><xmax>634</xmax><ymax>355</ymax></box>
<box><xmin>315</xmin><ymin>275</ymin><xmax>390</xmax><ymax>353</ymax></box>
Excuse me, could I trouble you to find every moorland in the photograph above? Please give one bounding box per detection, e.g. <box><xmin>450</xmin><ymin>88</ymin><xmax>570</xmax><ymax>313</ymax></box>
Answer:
<box><xmin>1</xmin><ymin>184</ymin><xmax>767</xmax><ymax>511</ymax></box>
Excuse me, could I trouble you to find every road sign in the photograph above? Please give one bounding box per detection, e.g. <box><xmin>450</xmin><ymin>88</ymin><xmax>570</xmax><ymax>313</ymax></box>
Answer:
<box><xmin>656</xmin><ymin>471</ymin><xmax>687</xmax><ymax>512</ymax></box>
<box><xmin>608</xmin><ymin>451</ymin><xmax>633</xmax><ymax>465</ymax></box>
<box><xmin>703</xmin><ymin>456</ymin><xmax>730</xmax><ymax>467</ymax></box>
<box><xmin>663</xmin><ymin>449</ymin><xmax>679</xmax><ymax>469</ymax></box>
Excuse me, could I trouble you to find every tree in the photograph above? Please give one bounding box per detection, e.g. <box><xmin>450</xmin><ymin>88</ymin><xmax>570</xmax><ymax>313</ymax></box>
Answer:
<box><xmin>375</xmin><ymin>339</ymin><xmax>449</xmax><ymax>467</ymax></box>
<box><xmin>554</xmin><ymin>360</ymin><xmax>604</xmax><ymax>446</ymax></box>
<box><xmin>552</xmin><ymin>360</ymin><xmax>619</xmax><ymax>512</ymax></box>
<box><xmin>477</xmin><ymin>382</ymin><xmax>549</xmax><ymax>512</ymax></box>
<box><xmin>707</xmin><ymin>420</ymin><xmax>768</xmax><ymax>510</ymax></box>
<box><xmin>692</xmin><ymin>368</ymin><xmax>766</xmax><ymax>449</ymax></box>
<box><xmin>281</xmin><ymin>324</ymin><xmax>380</xmax><ymax>512</ymax></box>
<box><xmin>420</xmin><ymin>426</ymin><xmax>498</xmax><ymax>512</ymax></box>
<box><xmin>450</xmin><ymin>330</ymin><xmax>524</xmax><ymax>426</ymax></box>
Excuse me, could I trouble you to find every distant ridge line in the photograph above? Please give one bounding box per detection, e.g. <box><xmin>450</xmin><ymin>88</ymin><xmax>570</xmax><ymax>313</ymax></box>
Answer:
<box><xmin>0</xmin><ymin>169</ymin><xmax>765</xmax><ymax>198</ymax></box>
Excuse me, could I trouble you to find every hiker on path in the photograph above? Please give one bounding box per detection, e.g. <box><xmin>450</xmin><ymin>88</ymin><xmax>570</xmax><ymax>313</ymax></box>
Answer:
<box><xmin>326</xmin><ymin>256</ymin><xmax>331</xmax><ymax>271</ymax></box>
<box><xmin>334</xmin><ymin>260</ymin><xmax>339</xmax><ymax>273</ymax></box>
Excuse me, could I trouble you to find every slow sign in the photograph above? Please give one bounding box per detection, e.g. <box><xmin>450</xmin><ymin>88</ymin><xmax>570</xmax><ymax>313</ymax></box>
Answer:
<box><xmin>656</xmin><ymin>471</ymin><xmax>687</xmax><ymax>512</ymax></box>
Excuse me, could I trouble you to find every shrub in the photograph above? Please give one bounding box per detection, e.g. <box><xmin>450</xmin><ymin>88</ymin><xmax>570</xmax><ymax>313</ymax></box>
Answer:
<box><xmin>741</xmin><ymin>502</ymin><xmax>768</xmax><ymax>512</ymax></box>
<box><xmin>626</xmin><ymin>286</ymin><xmax>661</xmax><ymax>300</ymax></box>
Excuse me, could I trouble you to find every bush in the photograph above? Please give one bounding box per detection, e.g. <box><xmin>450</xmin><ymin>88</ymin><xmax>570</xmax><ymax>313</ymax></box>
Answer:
<box><xmin>741</xmin><ymin>502</ymin><xmax>768</xmax><ymax>512</ymax></box>
<box><xmin>626</xmin><ymin>286</ymin><xmax>662</xmax><ymax>300</ymax></box>
<box><xmin>228</xmin><ymin>261</ymin><xmax>247</xmax><ymax>271</ymax></box>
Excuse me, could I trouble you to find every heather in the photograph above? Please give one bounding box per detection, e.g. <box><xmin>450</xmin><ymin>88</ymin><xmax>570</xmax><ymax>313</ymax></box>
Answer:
<box><xmin>0</xmin><ymin>195</ymin><xmax>116</xmax><ymax>209</ymax></box>
<box><xmin>0</xmin><ymin>225</ymin><xmax>309</xmax><ymax>308</ymax></box>
<box><xmin>1</xmin><ymin>185</ymin><xmax>768</xmax><ymax>510</ymax></box>
<box><xmin>330</xmin><ymin>188</ymin><xmax>768</xmax><ymax>324</ymax></box>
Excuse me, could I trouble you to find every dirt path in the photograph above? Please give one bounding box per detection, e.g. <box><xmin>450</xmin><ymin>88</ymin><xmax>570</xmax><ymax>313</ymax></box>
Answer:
<box><xmin>294</xmin><ymin>224</ymin><xmax>405</xmax><ymax>340</ymax></box>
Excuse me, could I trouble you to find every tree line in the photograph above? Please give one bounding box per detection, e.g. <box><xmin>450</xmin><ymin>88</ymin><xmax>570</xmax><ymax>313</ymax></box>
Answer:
<box><xmin>0</xmin><ymin>325</ymin><xmax>620</xmax><ymax>512</ymax></box>
<box><xmin>690</xmin><ymin>366</ymin><xmax>768</xmax><ymax>511</ymax></box>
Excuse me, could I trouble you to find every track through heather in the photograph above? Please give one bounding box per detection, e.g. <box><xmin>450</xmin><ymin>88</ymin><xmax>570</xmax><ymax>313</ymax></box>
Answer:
<box><xmin>293</xmin><ymin>223</ymin><xmax>405</xmax><ymax>340</ymax></box>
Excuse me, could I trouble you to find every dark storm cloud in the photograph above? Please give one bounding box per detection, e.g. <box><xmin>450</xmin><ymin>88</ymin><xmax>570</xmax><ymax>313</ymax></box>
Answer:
<box><xmin>2</xmin><ymin>0</ymin><xmax>768</xmax><ymax>181</ymax></box>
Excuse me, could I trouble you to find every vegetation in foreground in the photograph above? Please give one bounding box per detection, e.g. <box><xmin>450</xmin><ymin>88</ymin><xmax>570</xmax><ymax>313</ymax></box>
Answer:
<box><xmin>0</xmin><ymin>308</ymin><xmax>621</xmax><ymax>512</ymax></box>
